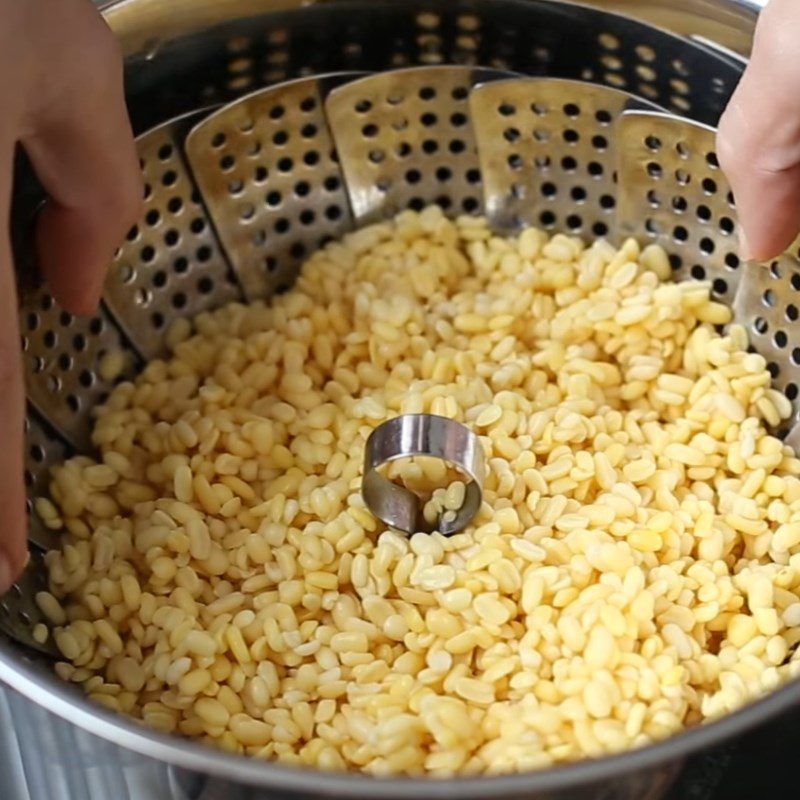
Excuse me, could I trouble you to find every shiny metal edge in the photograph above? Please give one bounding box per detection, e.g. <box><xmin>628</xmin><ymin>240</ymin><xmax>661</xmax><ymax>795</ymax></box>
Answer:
<box><xmin>1</xmin><ymin>634</ymin><xmax>799</xmax><ymax>797</ymax></box>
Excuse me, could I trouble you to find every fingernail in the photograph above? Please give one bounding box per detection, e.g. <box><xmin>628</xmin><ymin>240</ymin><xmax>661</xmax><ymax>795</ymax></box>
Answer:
<box><xmin>0</xmin><ymin>554</ymin><xmax>12</xmax><ymax>595</ymax></box>
<box><xmin>739</xmin><ymin>228</ymin><xmax>754</xmax><ymax>261</ymax></box>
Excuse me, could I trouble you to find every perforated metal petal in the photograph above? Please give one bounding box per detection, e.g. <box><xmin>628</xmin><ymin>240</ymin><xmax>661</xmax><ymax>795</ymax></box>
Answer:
<box><xmin>616</xmin><ymin>110</ymin><xmax>742</xmax><ymax>306</ymax></box>
<box><xmin>185</xmin><ymin>74</ymin><xmax>359</xmax><ymax>300</ymax></box>
<box><xmin>732</xmin><ymin>257</ymin><xmax>800</xmax><ymax>442</ymax></box>
<box><xmin>470</xmin><ymin>78</ymin><xmax>659</xmax><ymax>235</ymax></box>
<box><xmin>104</xmin><ymin>110</ymin><xmax>242</xmax><ymax>360</ymax></box>
<box><xmin>0</xmin><ymin>550</ymin><xmax>58</xmax><ymax>658</ymax></box>
<box><xmin>20</xmin><ymin>292</ymin><xmax>139</xmax><ymax>452</ymax></box>
<box><xmin>24</xmin><ymin>412</ymin><xmax>71</xmax><ymax>552</ymax></box>
<box><xmin>326</xmin><ymin>66</ymin><xmax>511</xmax><ymax>223</ymax></box>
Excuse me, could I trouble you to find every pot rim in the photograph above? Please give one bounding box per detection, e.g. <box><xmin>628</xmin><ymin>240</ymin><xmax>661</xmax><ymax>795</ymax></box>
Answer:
<box><xmin>2</xmin><ymin>639</ymin><xmax>799</xmax><ymax>796</ymax></box>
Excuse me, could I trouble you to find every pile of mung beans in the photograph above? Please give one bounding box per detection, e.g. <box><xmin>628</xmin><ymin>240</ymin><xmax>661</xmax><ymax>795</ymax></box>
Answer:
<box><xmin>32</xmin><ymin>206</ymin><xmax>800</xmax><ymax>775</ymax></box>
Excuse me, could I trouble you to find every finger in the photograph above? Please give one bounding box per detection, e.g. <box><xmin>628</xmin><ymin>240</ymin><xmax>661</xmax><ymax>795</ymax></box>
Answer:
<box><xmin>0</xmin><ymin>152</ymin><xmax>29</xmax><ymax>593</ymax></box>
<box><xmin>21</xmin><ymin>6</ymin><xmax>142</xmax><ymax>316</ymax></box>
<box><xmin>717</xmin><ymin>0</ymin><xmax>800</xmax><ymax>261</ymax></box>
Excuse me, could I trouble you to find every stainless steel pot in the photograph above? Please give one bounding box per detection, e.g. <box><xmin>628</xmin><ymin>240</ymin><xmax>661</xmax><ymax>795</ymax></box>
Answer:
<box><xmin>4</xmin><ymin>1</ymin><xmax>798</xmax><ymax>799</ymax></box>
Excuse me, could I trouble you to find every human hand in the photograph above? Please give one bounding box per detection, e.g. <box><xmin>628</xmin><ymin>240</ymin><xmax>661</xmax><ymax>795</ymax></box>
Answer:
<box><xmin>717</xmin><ymin>0</ymin><xmax>800</xmax><ymax>261</ymax></box>
<box><xmin>0</xmin><ymin>0</ymin><xmax>141</xmax><ymax>592</ymax></box>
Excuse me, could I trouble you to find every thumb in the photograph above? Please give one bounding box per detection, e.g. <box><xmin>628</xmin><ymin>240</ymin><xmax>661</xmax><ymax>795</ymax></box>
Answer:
<box><xmin>717</xmin><ymin>0</ymin><xmax>800</xmax><ymax>261</ymax></box>
<box><xmin>21</xmin><ymin>6</ymin><xmax>142</xmax><ymax>316</ymax></box>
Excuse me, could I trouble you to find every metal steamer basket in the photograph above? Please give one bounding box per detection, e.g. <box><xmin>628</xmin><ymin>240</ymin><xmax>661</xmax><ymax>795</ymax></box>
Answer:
<box><xmin>1</xmin><ymin>1</ymin><xmax>795</xmax><ymax>798</ymax></box>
